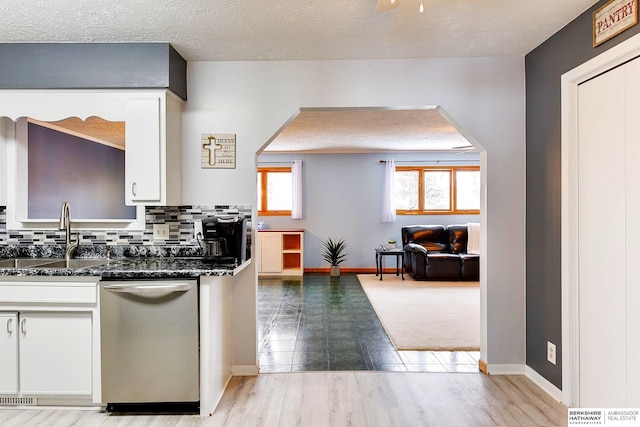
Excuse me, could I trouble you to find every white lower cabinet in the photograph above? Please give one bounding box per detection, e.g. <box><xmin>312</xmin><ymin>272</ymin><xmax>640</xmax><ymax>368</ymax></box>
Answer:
<box><xmin>0</xmin><ymin>277</ymin><xmax>99</xmax><ymax>404</ymax></box>
<box><xmin>19</xmin><ymin>312</ymin><xmax>92</xmax><ymax>395</ymax></box>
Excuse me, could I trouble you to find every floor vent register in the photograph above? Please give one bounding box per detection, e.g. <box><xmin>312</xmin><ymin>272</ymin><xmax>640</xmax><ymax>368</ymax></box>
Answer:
<box><xmin>0</xmin><ymin>396</ymin><xmax>37</xmax><ymax>406</ymax></box>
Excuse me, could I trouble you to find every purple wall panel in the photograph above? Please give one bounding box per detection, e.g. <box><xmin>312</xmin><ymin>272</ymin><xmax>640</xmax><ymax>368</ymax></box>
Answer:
<box><xmin>27</xmin><ymin>122</ymin><xmax>136</xmax><ymax>220</ymax></box>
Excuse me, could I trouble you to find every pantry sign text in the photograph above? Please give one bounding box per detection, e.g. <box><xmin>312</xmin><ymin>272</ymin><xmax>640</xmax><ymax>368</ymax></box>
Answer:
<box><xmin>593</xmin><ymin>0</ymin><xmax>638</xmax><ymax>47</ymax></box>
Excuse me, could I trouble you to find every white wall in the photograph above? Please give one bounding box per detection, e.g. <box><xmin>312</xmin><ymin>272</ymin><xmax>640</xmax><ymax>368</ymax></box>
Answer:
<box><xmin>182</xmin><ymin>57</ymin><xmax>526</xmax><ymax>368</ymax></box>
<box><xmin>258</xmin><ymin>152</ymin><xmax>480</xmax><ymax>269</ymax></box>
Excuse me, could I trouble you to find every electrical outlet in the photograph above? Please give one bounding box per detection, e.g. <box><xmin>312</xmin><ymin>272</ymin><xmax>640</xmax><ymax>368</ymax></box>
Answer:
<box><xmin>153</xmin><ymin>224</ymin><xmax>170</xmax><ymax>240</ymax></box>
<box><xmin>547</xmin><ymin>341</ymin><xmax>556</xmax><ymax>365</ymax></box>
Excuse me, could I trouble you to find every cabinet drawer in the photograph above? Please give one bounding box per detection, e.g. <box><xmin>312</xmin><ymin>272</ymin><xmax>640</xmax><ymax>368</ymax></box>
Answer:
<box><xmin>0</xmin><ymin>282</ymin><xmax>97</xmax><ymax>304</ymax></box>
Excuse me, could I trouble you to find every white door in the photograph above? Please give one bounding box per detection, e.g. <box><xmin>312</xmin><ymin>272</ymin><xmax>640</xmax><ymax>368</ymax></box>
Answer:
<box><xmin>577</xmin><ymin>56</ymin><xmax>640</xmax><ymax>407</ymax></box>
<box><xmin>19</xmin><ymin>311</ymin><xmax>93</xmax><ymax>395</ymax></box>
<box><xmin>0</xmin><ymin>312</ymin><xmax>18</xmax><ymax>394</ymax></box>
<box><xmin>125</xmin><ymin>97</ymin><xmax>161</xmax><ymax>204</ymax></box>
<box><xmin>624</xmin><ymin>57</ymin><xmax>640</xmax><ymax>408</ymax></box>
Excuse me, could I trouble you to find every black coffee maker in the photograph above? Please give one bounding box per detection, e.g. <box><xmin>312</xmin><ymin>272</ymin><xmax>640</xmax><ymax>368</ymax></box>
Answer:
<box><xmin>201</xmin><ymin>215</ymin><xmax>247</xmax><ymax>265</ymax></box>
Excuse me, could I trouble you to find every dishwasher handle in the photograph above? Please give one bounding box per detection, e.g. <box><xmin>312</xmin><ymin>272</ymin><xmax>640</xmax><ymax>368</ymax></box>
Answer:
<box><xmin>103</xmin><ymin>282</ymin><xmax>194</xmax><ymax>298</ymax></box>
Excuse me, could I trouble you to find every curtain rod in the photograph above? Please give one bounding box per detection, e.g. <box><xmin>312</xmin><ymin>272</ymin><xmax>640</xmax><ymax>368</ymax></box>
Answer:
<box><xmin>379</xmin><ymin>159</ymin><xmax>478</xmax><ymax>164</ymax></box>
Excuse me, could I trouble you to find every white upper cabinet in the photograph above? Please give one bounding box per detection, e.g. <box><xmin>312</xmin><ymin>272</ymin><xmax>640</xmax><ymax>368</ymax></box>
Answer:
<box><xmin>125</xmin><ymin>92</ymin><xmax>182</xmax><ymax>206</ymax></box>
<box><xmin>125</xmin><ymin>97</ymin><xmax>162</xmax><ymax>203</ymax></box>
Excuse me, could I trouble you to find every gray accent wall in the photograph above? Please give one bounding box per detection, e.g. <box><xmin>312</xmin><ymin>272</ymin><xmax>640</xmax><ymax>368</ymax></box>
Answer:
<box><xmin>0</xmin><ymin>43</ymin><xmax>187</xmax><ymax>100</ymax></box>
<box><xmin>525</xmin><ymin>0</ymin><xmax>640</xmax><ymax>388</ymax></box>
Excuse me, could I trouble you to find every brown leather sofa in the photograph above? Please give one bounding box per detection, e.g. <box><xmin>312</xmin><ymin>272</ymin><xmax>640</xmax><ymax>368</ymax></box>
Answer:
<box><xmin>401</xmin><ymin>225</ymin><xmax>479</xmax><ymax>281</ymax></box>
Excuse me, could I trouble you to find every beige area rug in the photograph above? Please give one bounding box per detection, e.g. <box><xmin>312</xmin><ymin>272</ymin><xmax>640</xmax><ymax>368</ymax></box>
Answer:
<box><xmin>357</xmin><ymin>274</ymin><xmax>480</xmax><ymax>351</ymax></box>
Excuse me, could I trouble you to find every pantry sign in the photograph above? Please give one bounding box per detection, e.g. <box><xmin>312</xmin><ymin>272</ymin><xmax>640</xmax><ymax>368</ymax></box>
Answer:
<box><xmin>593</xmin><ymin>0</ymin><xmax>638</xmax><ymax>47</ymax></box>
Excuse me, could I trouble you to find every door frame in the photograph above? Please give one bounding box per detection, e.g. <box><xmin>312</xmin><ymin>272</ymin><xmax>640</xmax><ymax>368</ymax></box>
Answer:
<box><xmin>561</xmin><ymin>32</ymin><xmax>640</xmax><ymax>406</ymax></box>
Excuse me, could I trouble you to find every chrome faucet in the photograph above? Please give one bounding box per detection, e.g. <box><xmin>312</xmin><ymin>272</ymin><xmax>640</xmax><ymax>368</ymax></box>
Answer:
<box><xmin>59</xmin><ymin>202</ymin><xmax>79</xmax><ymax>263</ymax></box>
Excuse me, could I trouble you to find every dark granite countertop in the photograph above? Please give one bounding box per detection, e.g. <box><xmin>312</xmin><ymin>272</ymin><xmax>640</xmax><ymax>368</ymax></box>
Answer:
<box><xmin>0</xmin><ymin>257</ymin><xmax>251</xmax><ymax>279</ymax></box>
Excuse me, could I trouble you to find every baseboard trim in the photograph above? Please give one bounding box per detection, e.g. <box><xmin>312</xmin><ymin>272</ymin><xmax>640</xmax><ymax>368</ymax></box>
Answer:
<box><xmin>486</xmin><ymin>364</ymin><xmax>525</xmax><ymax>375</ymax></box>
<box><xmin>205</xmin><ymin>374</ymin><xmax>233</xmax><ymax>416</ymax></box>
<box><xmin>258</xmin><ymin>274</ymin><xmax>303</xmax><ymax>279</ymax></box>
<box><xmin>479</xmin><ymin>359</ymin><xmax>488</xmax><ymax>374</ymax></box>
<box><xmin>231</xmin><ymin>365</ymin><xmax>259</xmax><ymax>376</ymax></box>
<box><xmin>524</xmin><ymin>366</ymin><xmax>563</xmax><ymax>403</ymax></box>
<box><xmin>304</xmin><ymin>267</ymin><xmax>395</xmax><ymax>274</ymax></box>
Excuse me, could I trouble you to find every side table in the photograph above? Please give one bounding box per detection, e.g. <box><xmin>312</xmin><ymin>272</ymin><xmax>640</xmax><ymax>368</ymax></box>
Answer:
<box><xmin>375</xmin><ymin>247</ymin><xmax>405</xmax><ymax>281</ymax></box>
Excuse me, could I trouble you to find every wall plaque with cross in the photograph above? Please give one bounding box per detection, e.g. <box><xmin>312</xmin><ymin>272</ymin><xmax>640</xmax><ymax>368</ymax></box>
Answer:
<box><xmin>201</xmin><ymin>134</ymin><xmax>236</xmax><ymax>169</ymax></box>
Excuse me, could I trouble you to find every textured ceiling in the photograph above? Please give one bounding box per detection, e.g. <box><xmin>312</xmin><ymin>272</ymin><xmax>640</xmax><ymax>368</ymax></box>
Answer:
<box><xmin>264</xmin><ymin>107</ymin><xmax>474</xmax><ymax>153</ymax></box>
<box><xmin>0</xmin><ymin>0</ymin><xmax>596</xmax><ymax>61</ymax></box>
<box><xmin>0</xmin><ymin>0</ymin><xmax>597</xmax><ymax>152</ymax></box>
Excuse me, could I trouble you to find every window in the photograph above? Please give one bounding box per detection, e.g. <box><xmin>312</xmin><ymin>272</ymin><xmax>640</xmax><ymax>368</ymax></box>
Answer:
<box><xmin>394</xmin><ymin>166</ymin><xmax>480</xmax><ymax>214</ymax></box>
<box><xmin>258</xmin><ymin>167</ymin><xmax>292</xmax><ymax>215</ymax></box>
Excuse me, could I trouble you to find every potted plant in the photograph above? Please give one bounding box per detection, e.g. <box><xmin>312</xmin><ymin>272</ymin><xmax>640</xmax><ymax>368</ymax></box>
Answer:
<box><xmin>387</xmin><ymin>239</ymin><xmax>396</xmax><ymax>249</ymax></box>
<box><xmin>322</xmin><ymin>237</ymin><xmax>348</xmax><ymax>277</ymax></box>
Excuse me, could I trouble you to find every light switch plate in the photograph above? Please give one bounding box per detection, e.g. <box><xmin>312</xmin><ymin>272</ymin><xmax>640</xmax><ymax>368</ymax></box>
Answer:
<box><xmin>153</xmin><ymin>224</ymin><xmax>170</xmax><ymax>240</ymax></box>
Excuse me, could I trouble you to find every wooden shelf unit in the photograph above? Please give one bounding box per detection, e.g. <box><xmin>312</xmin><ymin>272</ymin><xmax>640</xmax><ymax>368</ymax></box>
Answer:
<box><xmin>258</xmin><ymin>229</ymin><xmax>304</xmax><ymax>277</ymax></box>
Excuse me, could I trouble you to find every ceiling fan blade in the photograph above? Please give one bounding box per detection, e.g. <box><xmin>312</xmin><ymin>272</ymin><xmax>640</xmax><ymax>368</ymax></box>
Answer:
<box><xmin>376</xmin><ymin>0</ymin><xmax>399</xmax><ymax>12</ymax></box>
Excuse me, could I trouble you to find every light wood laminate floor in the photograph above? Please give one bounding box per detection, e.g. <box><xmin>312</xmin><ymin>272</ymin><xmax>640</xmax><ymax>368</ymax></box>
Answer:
<box><xmin>0</xmin><ymin>372</ymin><xmax>567</xmax><ymax>426</ymax></box>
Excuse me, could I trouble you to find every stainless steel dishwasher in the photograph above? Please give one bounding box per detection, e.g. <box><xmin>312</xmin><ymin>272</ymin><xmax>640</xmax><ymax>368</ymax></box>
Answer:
<box><xmin>100</xmin><ymin>280</ymin><xmax>199</xmax><ymax>411</ymax></box>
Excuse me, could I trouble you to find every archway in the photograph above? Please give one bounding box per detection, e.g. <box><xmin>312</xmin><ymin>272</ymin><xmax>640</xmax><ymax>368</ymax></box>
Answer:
<box><xmin>254</xmin><ymin>106</ymin><xmax>488</xmax><ymax>372</ymax></box>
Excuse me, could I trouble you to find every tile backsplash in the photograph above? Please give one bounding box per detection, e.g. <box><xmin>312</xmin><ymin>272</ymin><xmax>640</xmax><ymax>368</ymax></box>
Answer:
<box><xmin>0</xmin><ymin>205</ymin><xmax>252</xmax><ymax>247</ymax></box>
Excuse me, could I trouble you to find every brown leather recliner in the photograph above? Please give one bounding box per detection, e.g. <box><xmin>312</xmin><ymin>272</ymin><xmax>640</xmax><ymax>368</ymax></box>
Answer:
<box><xmin>401</xmin><ymin>225</ymin><xmax>479</xmax><ymax>281</ymax></box>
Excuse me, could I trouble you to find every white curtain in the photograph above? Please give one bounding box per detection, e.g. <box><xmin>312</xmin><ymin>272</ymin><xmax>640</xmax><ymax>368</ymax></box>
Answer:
<box><xmin>381</xmin><ymin>159</ymin><xmax>396</xmax><ymax>222</ymax></box>
<box><xmin>292</xmin><ymin>160</ymin><xmax>303</xmax><ymax>219</ymax></box>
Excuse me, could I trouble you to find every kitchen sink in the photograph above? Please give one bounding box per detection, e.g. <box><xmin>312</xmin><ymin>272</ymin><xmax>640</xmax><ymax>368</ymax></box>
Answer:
<box><xmin>0</xmin><ymin>258</ymin><xmax>58</xmax><ymax>268</ymax></box>
<box><xmin>32</xmin><ymin>259</ymin><xmax>110</xmax><ymax>269</ymax></box>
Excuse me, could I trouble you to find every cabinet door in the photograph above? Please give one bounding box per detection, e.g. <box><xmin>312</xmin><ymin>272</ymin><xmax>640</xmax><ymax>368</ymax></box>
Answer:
<box><xmin>19</xmin><ymin>312</ymin><xmax>92</xmax><ymax>396</ymax></box>
<box><xmin>125</xmin><ymin>97</ymin><xmax>162</xmax><ymax>204</ymax></box>
<box><xmin>260</xmin><ymin>233</ymin><xmax>283</xmax><ymax>273</ymax></box>
<box><xmin>0</xmin><ymin>313</ymin><xmax>18</xmax><ymax>394</ymax></box>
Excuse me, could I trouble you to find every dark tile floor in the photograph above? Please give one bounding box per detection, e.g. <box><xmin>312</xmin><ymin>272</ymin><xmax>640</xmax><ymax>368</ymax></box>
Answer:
<box><xmin>258</xmin><ymin>274</ymin><xmax>480</xmax><ymax>373</ymax></box>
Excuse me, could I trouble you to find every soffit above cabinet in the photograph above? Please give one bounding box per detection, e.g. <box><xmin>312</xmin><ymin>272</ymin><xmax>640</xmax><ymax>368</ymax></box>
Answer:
<box><xmin>0</xmin><ymin>43</ymin><xmax>187</xmax><ymax>101</ymax></box>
